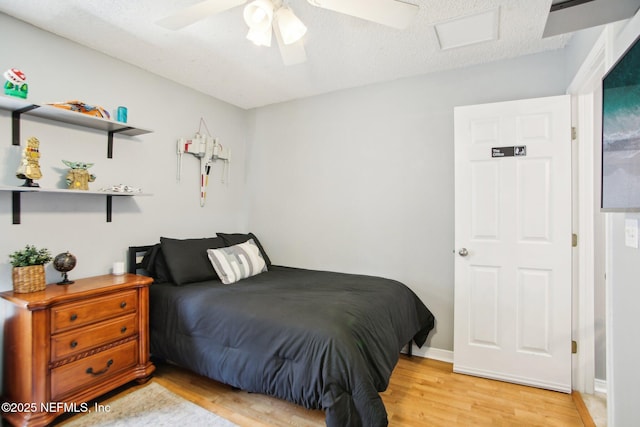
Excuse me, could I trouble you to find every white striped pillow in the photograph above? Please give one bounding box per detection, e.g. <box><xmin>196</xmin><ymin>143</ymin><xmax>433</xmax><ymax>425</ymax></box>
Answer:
<box><xmin>206</xmin><ymin>239</ymin><xmax>267</xmax><ymax>284</ymax></box>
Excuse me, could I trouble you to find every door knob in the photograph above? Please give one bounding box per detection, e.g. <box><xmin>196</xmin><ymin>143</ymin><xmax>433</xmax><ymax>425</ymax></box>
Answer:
<box><xmin>458</xmin><ymin>248</ymin><xmax>469</xmax><ymax>257</ymax></box>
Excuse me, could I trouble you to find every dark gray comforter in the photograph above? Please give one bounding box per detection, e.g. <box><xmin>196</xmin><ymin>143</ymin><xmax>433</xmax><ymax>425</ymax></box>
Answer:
<box><xmin>148</xmin><ymin>266</ymin><xmax>435</xmax><ymax>426</ymax></box>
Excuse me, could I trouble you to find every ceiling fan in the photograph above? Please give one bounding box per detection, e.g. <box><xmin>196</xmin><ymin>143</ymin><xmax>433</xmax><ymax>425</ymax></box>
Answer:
<box><xmin>156</xmin><ymin>0</ymin><xmax>419</xmax><ymax>65</ymax></box>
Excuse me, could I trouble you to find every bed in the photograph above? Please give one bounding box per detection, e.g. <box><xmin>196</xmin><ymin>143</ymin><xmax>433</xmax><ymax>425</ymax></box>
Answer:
<box><xmin>128</xmin><ymin>233</ymin><xmax>435</xmax><ymax>427</ymax></box>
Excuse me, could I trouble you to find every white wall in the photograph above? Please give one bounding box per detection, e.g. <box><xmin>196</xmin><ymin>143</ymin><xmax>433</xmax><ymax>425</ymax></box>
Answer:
<box><xmin>245</xmin><ymin>51</ymin><xmax>568</xmax><ymax>352</ymax></box>
<box><xmin>564</xmin><ymin>25</ymin><xmax>607</xmax><ymax>86</ymax></box>
<box><xmin>603</xmin><ymin>11</ymin><xmax>640</xmax><ymax>426</ymax></box>
<box><xmin>608</xmin><ymin>214</ymin><xmax>640</xmax><ymax>424</ymax></box>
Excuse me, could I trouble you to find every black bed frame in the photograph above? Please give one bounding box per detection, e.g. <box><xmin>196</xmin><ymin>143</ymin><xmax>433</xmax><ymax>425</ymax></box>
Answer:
<box><xmin>128</xmin><ymin>245</ymin><xmax>154</xmax><ymax>275</ymax></box>
<box><xmin>126</xmin><ymin>244</ymin><xmax>414</xmax><ymax>357</ymax></box>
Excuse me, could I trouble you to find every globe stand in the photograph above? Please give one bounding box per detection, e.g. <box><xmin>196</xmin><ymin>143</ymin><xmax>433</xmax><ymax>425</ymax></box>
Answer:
<box><xmin>53</xmin><ymin>252</ymin><xmax>77</xmax><ymax>286</ymax></box>
<box><xmin>57</xmin><ymin>272</ymin><xmax>74</xmax><ymax>285</ymax></box>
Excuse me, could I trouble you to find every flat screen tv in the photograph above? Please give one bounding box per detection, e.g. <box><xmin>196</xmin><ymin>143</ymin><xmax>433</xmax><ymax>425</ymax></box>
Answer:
<box><xmin>602</xmin><ymin>35</ymin><xmax>640</xmax><ymax>211</ymax></box>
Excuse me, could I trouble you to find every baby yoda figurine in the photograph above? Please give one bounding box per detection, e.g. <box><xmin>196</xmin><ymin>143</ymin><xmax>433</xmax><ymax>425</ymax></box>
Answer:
<box><xmin>63</xmin><ymin>160</ymin><xmax>96</xmax><ymax>190</ymax></box>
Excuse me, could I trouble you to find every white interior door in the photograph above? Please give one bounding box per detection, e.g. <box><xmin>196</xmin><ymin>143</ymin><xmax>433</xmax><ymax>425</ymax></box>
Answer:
<box><xmin>453</xmin><ymin>95</ymin><xmax>572</xmax><ymax>393</ymax></box>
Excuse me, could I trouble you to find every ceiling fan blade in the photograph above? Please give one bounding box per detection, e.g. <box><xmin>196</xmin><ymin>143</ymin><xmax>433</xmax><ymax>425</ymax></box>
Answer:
<box><xmin>274</xmin><ymin>25</ymin><xmax>307</xmax><ymax>66</ymax></box>
<box><xmin>157</xmin><ymin>0</ymin><xmax>248</xmax><ymax>30</ymax></box>
<box><xmin>307</xmin><ymin>0</ymin><xmax>418</xmax><ymax>29</ymax></box>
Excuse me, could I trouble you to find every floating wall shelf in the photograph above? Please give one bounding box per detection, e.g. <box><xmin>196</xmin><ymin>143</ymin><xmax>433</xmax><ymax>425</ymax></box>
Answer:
<box><xmin>0</xmin><ymin>96</ymin><xmax>152</xmax><ymax>158</ymax></box>
<box><xmin>0</xmin><ymin>186</ymin><xmax>152</xmax><ymax>224</ymax></box>
<box><xmin>1</xmin><ymin>95</ymin><xmax>153</xmax><ymax>224</ymax></box>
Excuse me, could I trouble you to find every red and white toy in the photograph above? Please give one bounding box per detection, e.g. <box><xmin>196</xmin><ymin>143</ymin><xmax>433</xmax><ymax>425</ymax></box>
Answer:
<box><xmin>3</xmin><ymin>68</ymin><xmax>28</xmax><ymax>99</ymax></box>
<box><xmin>177</xmin><ymin>121</ymin><xmax>230</xmax><ymax>206</ymax></box>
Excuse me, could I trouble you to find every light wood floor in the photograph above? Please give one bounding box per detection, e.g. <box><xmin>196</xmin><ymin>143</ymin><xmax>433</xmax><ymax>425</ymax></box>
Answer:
<box><xmin>150</xmin><ymin>355</ymin><xmax>592</xmax><ymax>426</ymax></box>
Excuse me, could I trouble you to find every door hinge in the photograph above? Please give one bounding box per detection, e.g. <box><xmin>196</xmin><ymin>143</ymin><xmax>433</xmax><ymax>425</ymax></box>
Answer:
<box><xmin>572</xmin><ymin>340</ymin><xmax>578</xmax><ymax>354</ymax></box>
<box><xmin>572</xmin><ymin>233</ymin><xmax>578</xmax><ymax>247</ymax></box>
<box><xmin>571</xmin><ymin>126</ymin><xmax>577</xmax><ymax>140</ymax></box>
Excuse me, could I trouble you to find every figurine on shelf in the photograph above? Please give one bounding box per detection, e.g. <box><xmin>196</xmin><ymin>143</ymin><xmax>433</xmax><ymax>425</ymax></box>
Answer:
<box><xmin>16</xmin><ymin>137</ymin><xmax>42</xmax><ymax>187</ymax></box>
<box><xmin>3</xmin><ymin>68</ymin><xmax>28</xmax><ymax>99</ymax></box>
<box><xmin>63</xmin><ymin>160</ymin><xmax>96</xmax><ymax>190</ymax></box>
<box><xmin>99</xmin><ymin>184</ymin><xmax>142</xmax><ymax>193</ymax></box>
<box><xmin>47</xmin><ymin>100</ymin><xmax>110</xmax><ymax>119</ymax></box>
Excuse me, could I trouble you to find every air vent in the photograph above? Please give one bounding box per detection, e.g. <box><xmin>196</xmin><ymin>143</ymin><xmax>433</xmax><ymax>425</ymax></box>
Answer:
<box><xmin>544</xmin><ymin>0</ymin><xmax>640</xmax><ymax>38</ymax></box>
<box><xmin>550</xmin><ymin>0</ymin><xmax>596</xmax><ymax>13</ymax></box>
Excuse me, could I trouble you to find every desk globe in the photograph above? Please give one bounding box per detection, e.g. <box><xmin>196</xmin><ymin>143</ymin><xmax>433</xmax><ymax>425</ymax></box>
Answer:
<box><xmin>53</xmin><ymin>251</ymin><xmax>76</xmax><ymax>285</ymax></box>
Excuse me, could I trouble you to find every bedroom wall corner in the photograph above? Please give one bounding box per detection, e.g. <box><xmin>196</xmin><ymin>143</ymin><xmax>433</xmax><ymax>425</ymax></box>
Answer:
<box><xmin>245</xmin><ymin>49</ymin><xmax>568</xmax><ymax>355</ymax></box>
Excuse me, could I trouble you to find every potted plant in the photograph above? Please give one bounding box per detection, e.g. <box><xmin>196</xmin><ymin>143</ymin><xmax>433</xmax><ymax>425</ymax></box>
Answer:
<box><xmin>9</xmin><ymin>245</ymin><xmax>52</xmax><ymax>293</ymax></box>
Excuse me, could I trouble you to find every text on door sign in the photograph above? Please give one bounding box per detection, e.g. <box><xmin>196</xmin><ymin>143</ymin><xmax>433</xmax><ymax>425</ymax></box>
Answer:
<box><xmin>491</xmin><ymin>146</ymin><xmax>527</xmax><ymax>157</ymax></box>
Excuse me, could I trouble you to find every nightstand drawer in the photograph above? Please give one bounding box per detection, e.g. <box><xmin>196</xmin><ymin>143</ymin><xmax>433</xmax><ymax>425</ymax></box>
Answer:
<box><xmin>51</xmin><ymin>290</ymin><xmax>137</xmax><ymax>333</ymax></box>
<box><xmin>51</xmin><ymin>313</ymin><xmax>138</xmax><ymax>362</ymax></box>
<box><xmin>51</xmin><ymin>340</ymin><xmax>138</xmax><ymax>401</ymax></box>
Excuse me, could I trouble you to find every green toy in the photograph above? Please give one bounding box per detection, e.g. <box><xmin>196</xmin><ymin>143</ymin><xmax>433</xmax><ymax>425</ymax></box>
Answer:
<box><xmin>63</xmin><ymin>160</ymin><xmax>96</xmax><ymax>190</ymax></box>
<box><xmin>3</xmin><ymin>68</ymin><xmax>28</xmax><ymax>99</ymax></box>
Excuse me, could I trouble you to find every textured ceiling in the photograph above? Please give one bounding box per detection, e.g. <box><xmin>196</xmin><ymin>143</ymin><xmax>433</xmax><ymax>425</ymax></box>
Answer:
<box><xmin>0</xmin><ymin>0</ymin><xmax>572</xmax><ymax>109</ymax></box>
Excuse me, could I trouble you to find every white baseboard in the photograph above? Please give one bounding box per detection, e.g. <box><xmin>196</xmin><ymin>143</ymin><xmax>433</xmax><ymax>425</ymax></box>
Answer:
<box><xmin>402</xmin><ymin>345</ymin><xmax>453</xmax><ymax>364</ymax></box>
<box><xmin>402</xmin><ymin>345</ymin><xmax>606</xmax><ymax>396</ymax></box>
<box><xmin>453</xmin><ymin>364</ymin><xmax>571</xmax><ymax>393</ymax></box>
<box><xmin>594</xmin><ymin>378</ymin><xmax>607</xmax><ymax>395</ymax></box>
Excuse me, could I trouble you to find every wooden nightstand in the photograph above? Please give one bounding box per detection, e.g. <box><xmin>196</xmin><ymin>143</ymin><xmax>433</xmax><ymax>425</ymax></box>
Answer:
<box><xmin>0</xmin><ymin>274</ymin><xmax>155</xmax><ymax>427</ymax></box>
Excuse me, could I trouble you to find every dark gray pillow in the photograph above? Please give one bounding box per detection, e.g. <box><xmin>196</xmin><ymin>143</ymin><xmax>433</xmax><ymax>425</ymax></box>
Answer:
<box><xmin>140</xmin><ymin>244</ymin><xmax>171</xmax><ymax>284</ymax></box>
<box><xmin>217</xmin><ymin>232</ymin><xmax>272</xmax><ymax>267</ymax></box>
<box><xmin>160</xmin><ymin>236</ymin><xmax>226</xmax><ymax>285</ymax></box>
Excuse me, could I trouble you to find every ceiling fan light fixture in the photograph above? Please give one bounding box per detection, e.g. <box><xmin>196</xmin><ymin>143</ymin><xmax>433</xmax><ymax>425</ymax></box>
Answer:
<box><xmin>246</xmin><ymin>27</ymin><xmax>272</xmax><ymax>47</ymax></box>
<box><xmin>275</xmin><ymin>7</ymin><xmax>307</xmax><ymax>45</ymax></box>
<box><xmin>243</xmin><ymin>0</ymin><xmax>275</xmax><ymax>32</ymax></box>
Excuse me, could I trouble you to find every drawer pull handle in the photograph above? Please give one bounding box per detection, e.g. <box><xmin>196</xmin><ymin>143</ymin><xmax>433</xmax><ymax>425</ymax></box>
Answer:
<box><xmin>70</xmin><ymin>313</ymin><xmax>78</xmax><ymax>322</ymax></box>
<box><xmin>120</xmin><ymin>326</ymin><xmax>127</xmax><ymax>334</ymax></box>
<box><xmin>70</xmin><ymin>340</ymin><xmax>78</xmax><ymax>348</ymax></box>
<box><xmin>86</xmin><ymin>359</ymin><xmax>113</xmax><ymax>376</ymax></box>
<box><xmin>120</xmin><ymin>301</ymin><xmax>127</xmax><ymax>309</ymax></box>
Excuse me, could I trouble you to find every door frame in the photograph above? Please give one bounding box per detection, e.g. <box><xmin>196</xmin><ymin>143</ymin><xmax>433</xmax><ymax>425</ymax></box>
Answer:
<box><xmin>566</xmin><ymin>26</ymin><xmax>610</xmax><ymax>394</ymax></box>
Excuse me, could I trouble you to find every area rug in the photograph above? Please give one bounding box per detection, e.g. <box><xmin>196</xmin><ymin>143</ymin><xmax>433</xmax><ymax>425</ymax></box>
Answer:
<box><xmin>61</xmin><ymin>382</ymin><xmax>237</xmax><ymax>426</ymax></box>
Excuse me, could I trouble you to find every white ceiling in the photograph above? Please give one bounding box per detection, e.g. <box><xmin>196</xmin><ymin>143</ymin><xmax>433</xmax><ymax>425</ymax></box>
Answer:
<box><xmin>0</xmin><ymin>0</ymin><xmax>588</xmax><ymax>109</ymax></box>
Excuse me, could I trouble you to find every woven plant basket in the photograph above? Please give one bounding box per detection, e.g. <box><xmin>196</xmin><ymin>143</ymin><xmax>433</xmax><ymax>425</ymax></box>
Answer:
<box><xmin>12</xmin><ymin>265</ymin><xmax>46</xmax><ymax>293</ymax></box>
